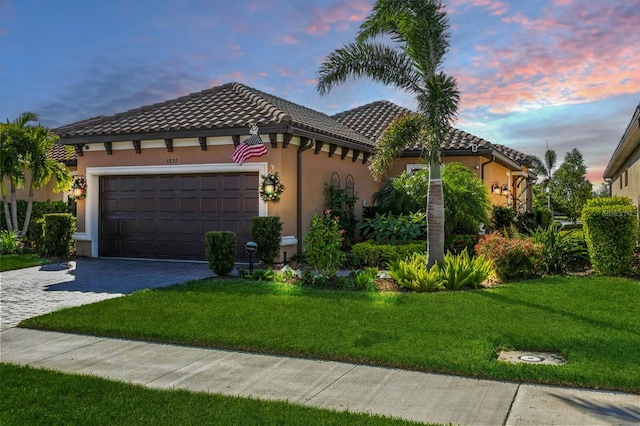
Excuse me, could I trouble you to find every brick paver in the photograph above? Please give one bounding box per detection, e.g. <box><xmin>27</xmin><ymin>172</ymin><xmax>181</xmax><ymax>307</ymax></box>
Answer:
<box><xmin>0</xmin><ymin>258</ymin><xmax>213</xmax><ymax>331</ymax></box>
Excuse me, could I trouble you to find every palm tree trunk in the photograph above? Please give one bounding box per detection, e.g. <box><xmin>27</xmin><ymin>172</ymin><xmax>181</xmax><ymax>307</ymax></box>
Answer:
<box><xmin>427</xmin><ymin>160</ymin><xmax>445</xmax><ymax>267</ymax></box>
<box><xmin>2</xmin><ymin>192</ymin><xmax>13</xmax><ymax>231</ymax></box>
<box><xmin>10</xmin><ymin>180</ymin><xmax>19</xmax><ymax>231</ymax></box>
<box><xmin>21</xmin><ymin>185</ymin><xmax>34</xmax><ymax>237</ymax></box>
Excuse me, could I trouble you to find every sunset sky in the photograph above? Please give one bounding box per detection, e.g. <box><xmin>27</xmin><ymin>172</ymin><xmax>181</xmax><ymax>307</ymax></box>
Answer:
<box><xmin>2</xmin><ymin>0</ymin><xmax>639</xmax><ymax>186</ymax></box>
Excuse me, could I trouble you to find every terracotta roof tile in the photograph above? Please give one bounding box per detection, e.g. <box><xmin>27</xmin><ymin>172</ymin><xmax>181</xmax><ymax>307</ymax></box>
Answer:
<box><xmin>47</xmin><ymin>143</ymin><xmax>77</xmax><ymax>163</ymax></box>
<box><xmin>55</xmin><ymin>82</ymin><xmax>373</xmax><ymax>147</ymax></box>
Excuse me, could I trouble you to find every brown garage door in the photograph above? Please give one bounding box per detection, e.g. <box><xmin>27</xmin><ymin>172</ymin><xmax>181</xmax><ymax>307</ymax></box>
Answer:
<box><xmin>100</xmin><ymin>173</ymin><xmax>259</xmax><ymax>260</ymax></box>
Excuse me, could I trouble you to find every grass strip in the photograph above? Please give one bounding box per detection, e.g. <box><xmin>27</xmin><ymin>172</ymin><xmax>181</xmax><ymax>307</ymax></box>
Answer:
<box><xmin>0</xmin><ymin>253</ymin><xmax>51</xmax><ymax>271</ymax></box>
<box><xmin>21</xmin><ymin>276</ymin><xmax>640</xmax><ymax>393</ymax></box>
<box><xmin>0</xmin><ymin>363</ymin><xmax>425</xmax><ymax>425</ymax></box>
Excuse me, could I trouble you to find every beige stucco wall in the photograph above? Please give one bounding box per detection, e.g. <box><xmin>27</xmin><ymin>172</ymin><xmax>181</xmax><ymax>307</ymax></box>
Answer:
<box><xmin>73</xmin><ymin>135</ymin><xmax>381</xmax><ymax>257</ymax></box>
<box><xmin>2</xmin><ymin>167</ymin><xmax>76</xmax><ymax>203</ymax></box>
<box><xmin>611</xmin><ymin>159</ymin><xmax>640</xmax><ymax>208</ymax></box>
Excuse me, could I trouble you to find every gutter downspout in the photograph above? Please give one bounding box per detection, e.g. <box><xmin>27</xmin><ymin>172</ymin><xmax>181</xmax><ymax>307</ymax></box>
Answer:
<box><xmin>480</xmin><ymin>155</ymin><xmax>495</xmax><ymax>181</ymax></box>
<box><xmin>297</xmin><ymin>137</ymin><xmax>315</xmax><ymax>253</ymax></box>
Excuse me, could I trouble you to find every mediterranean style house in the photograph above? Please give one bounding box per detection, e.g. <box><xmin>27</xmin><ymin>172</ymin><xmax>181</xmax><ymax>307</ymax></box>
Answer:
<box><xmin>53</xmin><ymin>82</ymin><xmax>537</xmax><ymax>261</ymax></box>
<box><xmin>603</xmin><ymin>103</ymin><xmax>640</xmax><ymax>208</ymax></box>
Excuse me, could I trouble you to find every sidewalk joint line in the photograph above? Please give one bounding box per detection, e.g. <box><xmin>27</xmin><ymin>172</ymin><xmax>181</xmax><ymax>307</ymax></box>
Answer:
<box><xmin>301</xmin><ymin>363</ymin><xmax>359</xmax><ymax>405</ymax></box>
<box><xmin>503</xmin><ymin>383</ymin><xmax>520</xmax><ymax>426</ymax></box>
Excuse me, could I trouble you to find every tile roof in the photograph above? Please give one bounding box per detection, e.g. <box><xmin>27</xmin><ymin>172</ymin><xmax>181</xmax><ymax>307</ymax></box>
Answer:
<box><xmin>333</xmin><ymin>100</ymin><xmax>492</xmax><ymax>152</ymax></box>
<box><xmin>492</xmin><ymin>144</ymin><xmax>538</xmax><ymax>168</ymax></box>
<box><xmin>55</xmin><ymin>82</ymin><xmax>373</xmax><ymax>147</ymax></box>
<box><xmin>47</xmin><ymin>143</ymin><xmax>77</xmax><ymax>163</ymax></box>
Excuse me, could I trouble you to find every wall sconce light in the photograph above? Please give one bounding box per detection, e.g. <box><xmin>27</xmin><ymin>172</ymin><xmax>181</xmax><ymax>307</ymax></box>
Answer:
<box><xmin>262</xmin><ymin>176</ymin><xmax>275</xmax><ymax>195</ymax></box>
<box><xmin>491</xmin><ymin>181</ymin><xmax>502</xmax><ymax>195</ymax></box>
<box><xmin>70</xmin><ymin>175</ymin><xmax>87</xmax><ymax>200</ymax></box>
<box><xmin>501</xmin><ymin>184</ymin><xmax>510</xmax><ymax>196</ymax></box>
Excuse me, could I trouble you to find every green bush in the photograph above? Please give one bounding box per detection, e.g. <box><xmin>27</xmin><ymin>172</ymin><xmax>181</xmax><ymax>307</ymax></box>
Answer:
<box><xmin>205</xmin><ymin>231</ymin><xmax>236</xmax><ymax>276</ymax></box>
<box><xmin>30</xmin><ymin>219</ymin><xmax>45</xmax><ymax>255</ymax></box>
<box><xmin>475</xmin><ymin>233</ymin><xmax>543</xmax><ymax>282</ymax></box>
<box><xmin>351</xmin><ymin>240</ymin><xmax>426</xmax><ymax>268</ymax></box>
<box><xmin>324</xmin><ymin>184</ymin><xmax>358</xmax><ymax>246</ymax></box>
<box><xmin>250</xmin><ymin>216</ymin><xmax>283</xmax><ymax>265</ymax></box>
<box><xmin>439</xmin><ymin>249</ymin><xmax>493</xmax><ymax>290</ymax></box>
<box><xmin>389</xmin><ymin>252</ymin><xmax>444</xmax><ymax>292</ymax></box>
<box><xmin>1</xmin><ymin>200</ymin><xmax>72</xmax><ymax>235</ymax></box>
<box><xmin>41</xmin><ymin>213</ymin><xmax>76</xmax><ymax>257</ymax></box>
<box><xmin>0</xmin><ymin>230</ymin><xmax>20</xmax><ymax>254</ymax></box>
<box><xmin>582</xmin><ymin>197</ymin><xmax>638</xmax><ymax>276</ymax></box>
<box><xmin>360</xmin><ymin>211</ymin><xmax>424</xmax><ymax>244</ymax></box>
<box><xmin>303</xmin><ymin>211</ymin><xmax>345</xmax><ymax>276</ymax></box>
<box><xmin>532</xmin><ymin>223</ymin><xmax>589</xmax><ymax>275</ymax></box>
<box><xmin>490</xmin><ymin>205</ymin><xmax>515</xmax><ymax>231</ymax></box>
<box><xmin>445</xmin><ymin>234</ymin><xmax>481</xmax><ymax>256</ymax></box>
<box><xmin>353</xmin><ymin>267</ymin><xmax>379</xmax><ymax>292</ymax></box>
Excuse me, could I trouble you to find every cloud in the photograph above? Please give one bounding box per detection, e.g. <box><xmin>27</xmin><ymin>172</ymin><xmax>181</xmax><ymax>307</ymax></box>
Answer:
<box><xmin>303</xmin><ymin>0</ymin><xmax>371</xmax><ymax>35</ymax></box>
<box><xmin>456</xmin><ymin>1</ymin><xmax>640</xmax><ymax>116</ymax></box>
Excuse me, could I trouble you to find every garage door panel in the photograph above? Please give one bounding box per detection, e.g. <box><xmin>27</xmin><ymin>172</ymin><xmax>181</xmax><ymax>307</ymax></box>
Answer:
<box><xmin>100</xmin><ymin>173</ymin><xmax>257</xmax><ymax>260</ymax></box>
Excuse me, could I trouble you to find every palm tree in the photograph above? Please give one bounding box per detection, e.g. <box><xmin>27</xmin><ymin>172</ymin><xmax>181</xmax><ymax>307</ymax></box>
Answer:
<box><xmin>535</xmin><ymin>142</ymin><xmax>557</xmax><ymax>211</ymax></box>
<box><xmin>316</xmin><ymin>0</ymin><xmax>459</xmax><ymax>266</ymax></box>
<box><xmin>20</xmin><ymin>125</ymin><xmax>72</xmax><ymax>236</ymax></box>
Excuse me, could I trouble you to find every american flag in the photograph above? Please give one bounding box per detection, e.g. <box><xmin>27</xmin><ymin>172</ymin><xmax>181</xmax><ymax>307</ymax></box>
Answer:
<box><xmin>231</xmin><ymin>133</ymin><xmax>268</xmax><ymax>165</ymax></box>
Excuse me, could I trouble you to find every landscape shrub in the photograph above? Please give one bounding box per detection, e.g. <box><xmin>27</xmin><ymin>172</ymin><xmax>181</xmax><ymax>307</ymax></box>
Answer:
<box><xmin>532</xmin><ymin>223</ymin><xmax>589</xmax><ymax>275</ymax></box>
<box><xmin>582</xmin><ymin>197</ymin><xmax>638</xmax><ymax>276</ymax></box>
<box><xmin>353</xmin><ymin>267</ymin><xmax>378</xmax><ymax>292</ymax></box>
<box><xmin>351</xmin><ymin>240</ymin><xmax>426</xmax><ymax>268</ymax></box>
<box><xmin>303</xmin><ymin>210</ymin><xmax>345</xmax><ymax>276</ymax></box>
<box><xmin>250</xmin><ymin>216</ymin><xmax>283</xmax><ymax>265</ymax></box>
<box><xmin>445</xmin><ymin>234</ymin><xmax>481</xmax><ymax>256</ymax></box>
<box><xmin>41</xmin><ymin>213</ymin><xmax>76</xmax><ymax>257</ymax></box>
<box><xmin>475</xmin><ymin>232</ymin><xmax>543</xmax><ymax>282</ymax></box>
<box><xmin>388</xmin><ymin>253</ymin><xmax>444</xmax><ymax>292</ymax></box>
<box><xmin>439</xmin><ymin>249</ymin><xmax>493</xmax><ymax>290</ymax></box>
<box><xmin>490</xmin><ymin>205</ymin><xmax>515</xmax><ymax>231</ymax></box>
<box><xmin>360</xmin><ymin>211</ymin><xmax>424</xmax><ymax>244</ymax></box>
<box><xmin>324</xmin><ymin>184</ymin><xmax>358</xmax><ymax>246</ymax></box>
<box><xmin>205</xmin><ymin>231</ymin><xmax>236</xmax><ymax>276</ymax></box>
<box><xmin>1</xmin><ymin>200</ymin><xmax>71</xmax><ymax>234</ymax></box>
<box><xmin>0</xmin><ymin>230</ymin><xmax>20</xmax><ymax>254</ymax></box>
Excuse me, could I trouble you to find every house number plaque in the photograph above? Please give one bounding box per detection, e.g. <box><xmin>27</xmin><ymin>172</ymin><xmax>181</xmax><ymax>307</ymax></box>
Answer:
<box><xmin>166</xmin><ymin>158</ymin><xmax>178</xmax><ymax>164</ymax></box>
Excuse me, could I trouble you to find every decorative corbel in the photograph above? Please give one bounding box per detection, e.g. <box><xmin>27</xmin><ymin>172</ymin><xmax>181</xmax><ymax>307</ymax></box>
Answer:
<box><xmin>74</xmin><ymin>144</ymin><xmax>84</xmax><ymax>157</ymax></box>
<box><xmin>283</xmin><ymin>133</ymin><xmax>292</xmax><ymax>148</ymax></box>
<box><xmin>198</xmin><ymin>136</ymin><xmax>207</xmax><ymax>151</ymax></box>
<box><xmin>104</xmin><ymin>142</ymin><xmax>113</xmax><ymax>155</ymax></box>
<box><xmin>314</xmin><ymin>140</ymin><xmax>324</xmax><ymax>154</ymax></box>
<box><xmin>328</xmin><ymin>144</ymin><xmax>338</xmax><ymax>158</ymax></box>
<box><xmin>341</xmin><ymin>146</ymin><xmax>350</xmax><ymax>160</ymax></box>
<box><xmin>232</xmin><ymin>135</ymin><xmax>240</xmax><ymax>147</ymax></box>
<box><xmin>132</xmin><ymin>140</ymin><xmax>141</xmax><ymax>154</ymax></box>
<box><xmin>164</xmin><ymin>138</ymin><xmax>173</xmax><ymax>152</ymax></box>
<box><xmin>362</xmin><ymin>152</ymin><xmax>370</xmax><ymax>164</ymax></box>
<box><xmin>269</xmin><ymin>133</ymin><xmax>278</xmax><ymax>148</ymax></box>
<box><xmin>352</xmin><ymin>149</ymin><xmax>360</xmax><ymax>162</ymax></box>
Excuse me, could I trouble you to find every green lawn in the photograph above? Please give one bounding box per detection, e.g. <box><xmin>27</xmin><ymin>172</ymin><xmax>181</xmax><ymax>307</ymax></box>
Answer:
<box><xmin>21</xmin><ymin>276</ymin><xmax>640</xmax><ymax>393</ymax></box>
<box><xmin>0</xmin><ymin>363</ymin><xmax>423</xmax><ymax>425</ymax></box>
<box><xmin>0</xmin><ymin>253</ymin><xmax>51</xmax><ymax>271</ymax></box>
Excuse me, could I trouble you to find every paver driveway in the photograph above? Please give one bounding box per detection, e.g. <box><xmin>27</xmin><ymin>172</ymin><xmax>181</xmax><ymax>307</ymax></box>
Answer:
<box><xmin>0</xmin><ymin>258</ymin><xmax>213</xmax><ymax>331</ymax></box>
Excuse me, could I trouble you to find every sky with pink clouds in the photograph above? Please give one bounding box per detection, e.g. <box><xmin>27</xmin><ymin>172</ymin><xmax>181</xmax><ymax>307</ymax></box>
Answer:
<box><xmin>1</xmin><ymin>0</ymin><xmax>639</xmax><ymax>186</ymax></box>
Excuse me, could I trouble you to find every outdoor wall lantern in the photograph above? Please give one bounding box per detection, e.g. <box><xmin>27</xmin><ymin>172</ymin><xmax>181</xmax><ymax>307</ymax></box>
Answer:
<box><xmin>70</xmin><ymin>175</ymin><xmax>87</xmax><ymax>200</ymax></box>
<box><xmin>491</xmin><ymin>181</ymin><xmax>502</xmax><ymax>195</ymax></box>
<box><xmin>262</xmin><ymin>176</ymin><xmax>276</xmax><ymax>195</ymax></box>
<box><xmin>501</xmin><ymin>184</ymin><xmax>510</xmax><ymax>196</ymax></box>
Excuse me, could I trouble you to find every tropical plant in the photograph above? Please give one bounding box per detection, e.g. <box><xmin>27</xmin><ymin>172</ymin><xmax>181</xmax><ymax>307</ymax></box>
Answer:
<box><xmin>360</xmin><ymin>211</ymin><xmax>424</xmax><ymax>244</ymax></box>
<box><xmin>531</xmin><ymin>223</ymin><xmax>589</xmax><ymax>275</ymax></box>
<box><xmin>324</xmin><ymin>184</ymin><xmax>358</xmax><ymax>246</ymax></box>
<box><xmin>388</xmin><ymin>252</ymin><xmax>444</xmax><ymax>292</ymax></box>
<box><xmin>353</xmin><ymin>267</ymin><xmax>379</xmax><ymax>292</ymax></box>
<box><xmin>439</xmin><ymin>249</ymin><xmax>493</xmax><ymax>290</ymax></box>
<box><xmin>351</xmin><ymin>240</ymin><xmax>426</xmax><ymax>268</ymax></box>
<box><xmin>317</xmin><ymin>0</ymin><xmax>459</xmax><ymax>266</ymax></box>
<box><xmin>303</xmin><ymin>210</ymin><xmax>346</xmax><ymax>277</ymax></box>
<box><xmin>0</xmin><ymin>112</ymin><xmax>71</xmax><ymax>237</ymax></box>
<box><xmin>0</xmin><ymin>230</ymin><xmax>20</xmax><ymax>254</ymax></box>
<box><xmin>533</xmin><ymin>145</ymin><xmax>557</xmax><ymax>212</ymax></box>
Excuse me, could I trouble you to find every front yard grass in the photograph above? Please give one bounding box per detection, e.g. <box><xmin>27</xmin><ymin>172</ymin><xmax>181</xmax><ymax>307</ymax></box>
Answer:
<box><xmin>0</xmin><ymin>253</ymin><xmax>51</xmax><ymax>271</ymax></box>
<box><xmin>21</xmin><ymin>275</ymin><xmax>640</xmax><ymax>393</ymax></box>
<box><xmin>0</xmin><ymin>363</ymin><xmax>422</xmax><ymax>425</ymax></box>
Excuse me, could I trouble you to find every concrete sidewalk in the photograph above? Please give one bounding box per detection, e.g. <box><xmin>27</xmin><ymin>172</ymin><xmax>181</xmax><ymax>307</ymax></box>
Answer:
<box><xmin>1</xmin><ymin>328</ymin><xmax>638</xmax><ymax>425</ymax></box>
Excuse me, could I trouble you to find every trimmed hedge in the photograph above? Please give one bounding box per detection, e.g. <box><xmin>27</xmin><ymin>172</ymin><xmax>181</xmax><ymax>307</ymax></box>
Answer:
<box><xmin>1</xmin><ymin>200</ymin><xmax>71</xmax><ymax>237</ymax></box>
<box><xmin>205</xmin><ymin>231</ymin><xmax>236</xmax><ymax>276</ymax></box>
<box><xmin>251</xmin><ymin>216</ymin><xmax>283</xmax><ymax>265</ymax></box>
<box><xmin>41</xmin><ymin>213</ymin><xmax>76</xmax><ymax>257</ymax></box>
<box><xmin>582</xmin><ymin>197</ymin><xmax>638</xmax><ymax>276</ymax></box>
<box><xmin>351</xmin><ymin>240</ymin><xmax>427</xmax><ymax>268</ymax></box>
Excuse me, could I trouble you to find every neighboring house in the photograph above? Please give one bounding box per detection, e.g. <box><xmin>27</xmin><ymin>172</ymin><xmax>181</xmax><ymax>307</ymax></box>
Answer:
<box><xmin>603</xmin><ymin>103</ymin><xmax>640</xmax><ymax>208</ymax></box>
<box><xmin>3</xmin><ymin>144</ymin><xmax>77</xmax><ymax>203</ymax></box>
<box><xmin>55</xmin><ymin>82</ymin><xmax>537</xmax><ymax>261</ymax></box>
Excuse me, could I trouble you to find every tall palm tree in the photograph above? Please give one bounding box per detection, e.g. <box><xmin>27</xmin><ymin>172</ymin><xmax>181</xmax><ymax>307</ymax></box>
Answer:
<box><xmin>316</xmin><ymin>0</ymin><xmax>459</xmax><ymax>266</ymax></box>
<box><xmin>535</xmin><ymin>143</ymin><xmax>557</xmax><ymax>211</ymax></box>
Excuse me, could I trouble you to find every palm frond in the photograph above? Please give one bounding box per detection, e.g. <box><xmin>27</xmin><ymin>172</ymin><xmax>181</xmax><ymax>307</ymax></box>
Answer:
<box><xmin>316</xmin><ymin>42</ymin><xmax>422</xmax><ymax>96</ymax></box>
